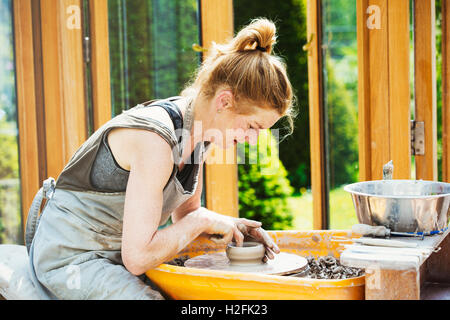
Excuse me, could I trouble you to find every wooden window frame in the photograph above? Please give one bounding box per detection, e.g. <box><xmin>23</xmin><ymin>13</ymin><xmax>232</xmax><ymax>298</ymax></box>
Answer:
<box><xmin>13</xmin><ymin>0</ymin><xmax>41</xmax><ymax>234</ymax></box>
<box><xmin>414</xmin><ymin>0</ymin><xmax>438</xmax><ymax>180</ymax></box>
<box><xmin>356</xmin><ymin>0</ymin><xmax>411</xmax><ymax>182</ymax></box>
<box><xmin>89</xmin><ymin>0</ymin><xmax>112</xmax><ymax>130</ymax></box>
<box><xmin>14</xmin><ymin>0</ymin><xmax>88</xmax><ymax>233</ymax></box>
<box><xmin>200</xmin><ymin>0</ymin><xmax>239</xmax><ymax>218</ymax></box>
<box><xmin>306</xmin><ymin>0</ymin><xmax>328</xmax><ymax>229</ymax></box>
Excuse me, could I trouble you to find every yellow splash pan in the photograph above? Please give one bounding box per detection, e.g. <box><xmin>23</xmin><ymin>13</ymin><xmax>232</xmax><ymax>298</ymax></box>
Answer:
<box><xmin>146</xmin><ymin>230</ymin><xmax>365</xmax><ymax>300</ymax></box>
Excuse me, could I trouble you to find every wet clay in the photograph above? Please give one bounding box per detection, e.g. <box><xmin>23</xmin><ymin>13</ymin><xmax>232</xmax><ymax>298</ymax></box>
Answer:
<box><xmin>166</xmin><ymin>255</ymin><xmax>190</xmax><ymax>266</ymax></box>
<box><xmin>182</xmin><ymin>252</ymin><xmax>308</xmax><ymax>275</ymax></box>
<box><xmin>166</xmin><ymin>254</ymin><xmax>364</xmax><ymax>279</ymax></box>
<box><xmin>304</xmin><ymin>255</ymin><xmax>364</xmax><ymax>279</ymax></box>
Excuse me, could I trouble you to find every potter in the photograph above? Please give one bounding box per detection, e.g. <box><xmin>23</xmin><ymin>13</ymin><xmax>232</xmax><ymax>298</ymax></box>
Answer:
<box><xmin>25</xmin><ymin>17</ymin><xmax>295</xmax><ymax>299</ymax></box>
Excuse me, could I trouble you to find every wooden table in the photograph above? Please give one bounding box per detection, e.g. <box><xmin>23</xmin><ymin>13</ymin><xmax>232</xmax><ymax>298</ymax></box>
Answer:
<box><xmin>340</xmin><ymin>229</ymin><xmax>450</xmax><ymax>300</ymax></box>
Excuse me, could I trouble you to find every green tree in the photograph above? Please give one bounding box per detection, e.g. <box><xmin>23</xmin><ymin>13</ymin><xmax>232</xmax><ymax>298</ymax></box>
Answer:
<box><xmin>237</xmin><ymin>131</ymin><xmax>294</xmax><ymax>230</ymax></box>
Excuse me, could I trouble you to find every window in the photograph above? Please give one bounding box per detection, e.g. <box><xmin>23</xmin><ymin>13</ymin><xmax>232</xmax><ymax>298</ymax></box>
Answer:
<box><xmin>0</xmin><ymin>0</ymin><xmax>23</xmax><ymax>244</ymax></box>
<box><xmin>107</xmin><ymin>0</ymin><xmax>201</xmax><ymax>116</ymax></box>
<box><xmin>321</xmin><ymin>0</ymin><xmax>359</xmax><ymax>229</ymax></box>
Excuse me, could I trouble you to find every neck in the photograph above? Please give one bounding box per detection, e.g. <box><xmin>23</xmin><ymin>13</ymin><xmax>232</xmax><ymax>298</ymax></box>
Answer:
<box><xmin>189</xmin><ymin>94</ymin><xmax>213</xmax><ymax>150</ymax></box>
<box><xmin>177</xmin><ymin>94</ymin><xmax>213</xmax><ymax>161</ymax></box>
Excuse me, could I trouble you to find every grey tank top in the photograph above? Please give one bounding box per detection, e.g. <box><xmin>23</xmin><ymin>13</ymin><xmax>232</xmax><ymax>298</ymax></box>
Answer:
<box><xmin>90</xmin><ymin>131</ymin><xmax>206</xmax><ymax>193</ymax></box>
<box><xmin>89</xmin><ymin>96</ymin><xmax>200</xmax><ymax>192</ymax></box>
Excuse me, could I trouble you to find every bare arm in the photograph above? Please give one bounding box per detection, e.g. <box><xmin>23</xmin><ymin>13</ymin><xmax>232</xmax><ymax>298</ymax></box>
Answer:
<box><xmin>121</xmin><ymin>129</ymin><xmax>209</xmax><ymax>275</ymax></box>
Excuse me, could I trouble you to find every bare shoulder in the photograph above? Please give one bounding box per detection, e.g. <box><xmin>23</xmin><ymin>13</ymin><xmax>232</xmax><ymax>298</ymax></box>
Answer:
<box><xmin>107</xmin><ymin>99</ymin><xmax>188</xmax><ymax>172</ymax></box>
<box><xmin>131</xmin><ymin>106</ymin><xmax>175</xmax><ymax>132</ymax></box>
<box><xmin>107</xmin><ymin>125</ymin><xmax>174</xmax><ymax>173</ymax></box>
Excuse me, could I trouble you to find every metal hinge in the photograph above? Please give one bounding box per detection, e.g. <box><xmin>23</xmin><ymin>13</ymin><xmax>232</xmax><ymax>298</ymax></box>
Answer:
<box><xmin>83</xmin><ymin>36</ymin><xmax>90</xmax><ymax>63</ymax></box>
<box><xmin>410</xmin><ymin>120</ymin><xmax>425</xmax><ymax>155</ymax></box>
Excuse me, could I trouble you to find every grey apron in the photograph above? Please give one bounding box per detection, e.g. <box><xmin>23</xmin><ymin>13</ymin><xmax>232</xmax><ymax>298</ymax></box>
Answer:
<box><xmin>25</xmin><ymin>97</ymin><xmax>205</xmax><ymax>300</ymax></box>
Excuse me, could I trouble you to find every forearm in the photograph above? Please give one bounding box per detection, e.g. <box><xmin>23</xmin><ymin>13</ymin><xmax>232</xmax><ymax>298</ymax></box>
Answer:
<box><xmin>126</xmin><ymin>210</ymin><xmax>208</xmax><ymax>275</ymax></box>
<box><xmin>172</xmin><ymin>202</ymin><xmax>201</xmax><ymax>223</ymax></box>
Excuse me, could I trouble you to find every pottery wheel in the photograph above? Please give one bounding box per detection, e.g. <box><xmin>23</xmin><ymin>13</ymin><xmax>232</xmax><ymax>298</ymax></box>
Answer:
<box><xmin>184</xmin><ymin>252</ymin><xmax>308</xmax><ymax>275</ymax></box>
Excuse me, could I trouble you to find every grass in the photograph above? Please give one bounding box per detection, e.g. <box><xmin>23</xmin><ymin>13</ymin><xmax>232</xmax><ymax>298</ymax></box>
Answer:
<box><xmin>288</xmin><ymin>186</ymin><xmax>358</xmax><ymax>230</ymax></box>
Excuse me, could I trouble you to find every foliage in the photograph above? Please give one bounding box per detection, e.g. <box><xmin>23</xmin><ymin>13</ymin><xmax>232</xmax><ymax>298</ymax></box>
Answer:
<box><xmin>234</xmin><ymin>0</ymin><xmax>310</xmax><ymax>190</ymax></box>
<box><xmin>108</xmin><ymin>0</ymin><xmax>200</xmax><ymax>115</ymax></box>
<box><xmin>0</xmin><ymin>119</ymin><xmax>19</xmax><ymax>180</ymax></box>
<box><xmin>237</xmin><ymin>130</ymin><xmax>294</xmax><ymax>230</ymax></box>
<box><xmin>325</xmin><ymin>57</ymin><xmax>359</xmax><ymax>186</ymax></box>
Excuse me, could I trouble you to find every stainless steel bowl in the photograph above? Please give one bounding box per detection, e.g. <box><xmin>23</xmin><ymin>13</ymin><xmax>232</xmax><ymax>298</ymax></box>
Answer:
<box><xmin>344</xmin><ymin>180</ymin><xmax>450</xmax><ymax>233</ymax></box>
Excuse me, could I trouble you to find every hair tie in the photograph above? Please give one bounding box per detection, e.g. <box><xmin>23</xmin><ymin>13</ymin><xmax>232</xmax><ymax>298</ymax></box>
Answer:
<box><xmin>255</xmin><ymin>45</ymin><xmax>267</xmax><ymax>52</ymax></box>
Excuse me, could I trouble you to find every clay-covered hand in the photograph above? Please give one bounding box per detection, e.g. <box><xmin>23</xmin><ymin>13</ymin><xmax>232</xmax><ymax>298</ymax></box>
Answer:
<box><xmin>195</xmin><ymin>208</ymin><xmax>262</xmax><ymax>245</ymax></box>
<box><xmin>236</xmin><ymin>223</ymin><xmax>281</xmax><ymax>262</ymax></box>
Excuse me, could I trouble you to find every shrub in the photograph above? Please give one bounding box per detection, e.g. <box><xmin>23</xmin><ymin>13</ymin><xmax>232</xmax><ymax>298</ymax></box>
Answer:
<box><xmin>237</xmin><ymin>130</ymin><xmax>294</xmax><ymax>230</ymax></box>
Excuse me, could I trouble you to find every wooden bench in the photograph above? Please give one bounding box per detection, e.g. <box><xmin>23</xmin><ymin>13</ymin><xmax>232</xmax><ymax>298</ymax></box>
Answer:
<box><xmin>341</xmin><ymin>229</ymin><xmax>450</xmax><ymax>299</ymax></box>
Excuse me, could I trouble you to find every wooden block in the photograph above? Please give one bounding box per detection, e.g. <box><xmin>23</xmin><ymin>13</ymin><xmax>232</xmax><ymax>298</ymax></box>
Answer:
<box><xmin>423</xmin><ymin>232</ymin><xmax>450</xmax><ymax>283</ymax></box>
<box><xmin>365</xmin><ymin>267</ymin><xmax>420</xmax><ymax>300</ymax></box>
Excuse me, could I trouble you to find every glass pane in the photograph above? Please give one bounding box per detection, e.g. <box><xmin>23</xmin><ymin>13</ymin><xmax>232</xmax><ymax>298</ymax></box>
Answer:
<box><xmin>107</xmin><ymin>0</ymin><xmax>201</xmax><ymax>117</ymax></box>
<box><xmin>0</xmin><ymin>0</ymin><xmax>23</xmax><ymax>244</ymax></box>
<box><xmin>436</xmin><ymin>0</ymin><xmax>443</xmax><ymax>182</ymax></box>
<box><xmin>321</xmin><ymin>0</ymin><xmax>359</xmax><ymax>229</ymax></box>
<box><xmin>233</xmin><ymin>1</ymin><xmax>310</xmax><ymax>230</ymax></box>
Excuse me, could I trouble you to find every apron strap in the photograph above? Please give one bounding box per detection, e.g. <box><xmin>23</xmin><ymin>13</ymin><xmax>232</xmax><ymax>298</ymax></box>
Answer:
<box><xmin>25</xmin><ymin>177</ymin><xmax>56</xmax><ymax>254</ymax></box>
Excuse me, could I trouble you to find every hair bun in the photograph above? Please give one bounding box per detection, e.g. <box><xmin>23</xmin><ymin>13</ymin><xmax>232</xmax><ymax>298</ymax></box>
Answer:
<box><xmin>232</xmin><ymin>18</ymin><xmax>277</xmax><ymax>55</ymax></box>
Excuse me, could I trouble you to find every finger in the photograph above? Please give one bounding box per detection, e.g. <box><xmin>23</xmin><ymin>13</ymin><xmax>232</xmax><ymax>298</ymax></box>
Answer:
<box><xmin>222</xmin><ymin>230</ymin><xmax>234</xmax><ymax>244</ymax></box>
<box><xmin>233</xmin><ymin>227</ymin><xmax>244</xmax><ymax>247</ymax></box>
<box><xmin>257</xmin><ymin>228</ymin><xmax>280</xmax><ymax>254</ymax></box>
<box><xmin>210</xmin><ymin>231</ymin><xmax>233</xmax><ymax>245</ymax></box>
<box><xmin>265</xmin><ymin>247</ymin><xmax>275</xmax><ymax>260</ymax></box>
<box><xmin>236</xmin><ymin>223</ymin><xmax>248</xmax><ymax>236</ymax></box>
<box><xmin>250</xmin><ymin>228</ymin><xmax>280</xmax><ymax>254</ymax></box>
<box><xmin>238</xmin><ymin>218</ymin><xmax>262</xmax><ymax>228</ymax></box>
<box><xmin>210</xmin><ymin>235</ymin><xmax>226</xmax><ymax>245</ymax></box>
<box><xmin>248</xmin><ymin>227</ymin><xmax>265</xmax><ymax>242</ymax></box>
<box><xmin>262</xmin><ymin>254</ymin><xmax>268</xmax><ymax>263</ymax></box>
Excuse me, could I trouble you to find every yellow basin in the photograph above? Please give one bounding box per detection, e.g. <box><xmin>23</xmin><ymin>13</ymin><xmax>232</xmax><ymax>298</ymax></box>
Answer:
<box><xmin>145</xmin><ymin>230</ymin><xmax>365</xmax><ymax>300</ymax></box>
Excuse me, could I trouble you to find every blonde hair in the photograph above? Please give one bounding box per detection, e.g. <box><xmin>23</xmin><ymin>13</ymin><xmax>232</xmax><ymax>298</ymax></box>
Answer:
<box><xmin>181</xmin><ymin>18</ymin><xmax>296</xmax><ymax>134</ymax></box>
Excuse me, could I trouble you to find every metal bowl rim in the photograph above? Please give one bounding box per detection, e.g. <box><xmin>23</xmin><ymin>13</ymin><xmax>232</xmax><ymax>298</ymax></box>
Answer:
<box><xmin>343</xmin><ymin>179</ymin><xmax>450</xmax><ymax>199</ymax></box>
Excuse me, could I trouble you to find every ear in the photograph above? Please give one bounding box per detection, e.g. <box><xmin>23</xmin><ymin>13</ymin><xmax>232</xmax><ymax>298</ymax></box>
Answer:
<box><xmin>215</xmin><ymin>89</ymin><xmax>234</xmax><ymax>113</ymax></box>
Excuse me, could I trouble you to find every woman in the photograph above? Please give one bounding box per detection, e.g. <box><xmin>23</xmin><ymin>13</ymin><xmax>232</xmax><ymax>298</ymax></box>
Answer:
<box><xmin>26</xmin><ymin>18</ymin><xmax>296</xmax><ymax>299</ymax></box>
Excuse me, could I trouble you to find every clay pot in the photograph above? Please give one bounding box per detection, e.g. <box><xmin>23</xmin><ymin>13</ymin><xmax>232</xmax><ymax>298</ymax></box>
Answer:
<box><xmin>226</xmin><ymin>241</ymin><xmax>265</xmax><ymax>266</ymax></box>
